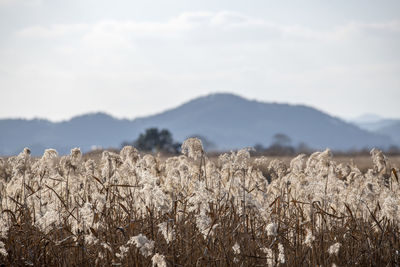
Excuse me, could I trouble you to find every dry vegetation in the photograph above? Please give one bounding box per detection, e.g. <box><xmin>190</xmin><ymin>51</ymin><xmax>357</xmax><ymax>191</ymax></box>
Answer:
<box><xmin>0</xmin><ymin>138</ymin><xmax>400</xmax><ymax>266</ymax></box>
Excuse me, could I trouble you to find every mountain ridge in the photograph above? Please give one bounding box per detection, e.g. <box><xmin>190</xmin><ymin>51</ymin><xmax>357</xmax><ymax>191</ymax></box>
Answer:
<box><xmin>0</xmin><ymin>93</ymin><xmax>395</xmax><ymax>155</ymax></box>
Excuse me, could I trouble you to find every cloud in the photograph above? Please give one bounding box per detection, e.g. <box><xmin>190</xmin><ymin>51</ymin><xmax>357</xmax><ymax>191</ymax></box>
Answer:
<box><xmin>0</xmin><ymin>0</ymin><xmax>42</xmax><ymax>6</ymax></box>
<box><xmin>329</xmin><ymin>20</ymin><xmax>400</xmax><ymax>42</ymax></box>
<box><xmin>3</xmin><ymin>11</ymin><xmax>400</xmax><ymax>120</ymax></box>
<box><xmin>16</xmin><ymin>11</ymin><xmax>400</xmax><ymax>46</ymax></box>
<box><xmin>13</xmin><ymin>11</ymin><xmax>400</xmax><ymax>75</ymax></box>
<box><xmin>18</xmin><ymin>24</ymin><xmax>89</xmax><ymax>38</ymax></box>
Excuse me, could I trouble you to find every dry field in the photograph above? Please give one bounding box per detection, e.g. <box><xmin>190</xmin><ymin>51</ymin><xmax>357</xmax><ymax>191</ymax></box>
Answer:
<box><xmin>0</xmin><ymin>139</ymin><xmax>400</xmax><ymax>266</ymax></box>
<box><xmin>253</xmin><ymin>155</ymin><xmax>400</xmax><ymax>174</ymax></box>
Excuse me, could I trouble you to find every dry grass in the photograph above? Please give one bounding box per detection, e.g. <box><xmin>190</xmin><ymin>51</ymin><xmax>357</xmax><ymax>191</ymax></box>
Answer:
<box><xmin>2</xmin><ymin>185</ymin><xmax>399</xmax><ymax>266</ymax></box>
<box><xmin>0</xmin><ymin>147</ymin><xmax>400</xmax><ymax>266</ymax></box>
<box><xmin>250</xmin><ymin>155</ymin><xmax>400</xmax><ymax>174</ymax></box>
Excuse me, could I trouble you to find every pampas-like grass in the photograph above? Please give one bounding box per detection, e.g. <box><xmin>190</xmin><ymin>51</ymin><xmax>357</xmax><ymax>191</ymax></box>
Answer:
<box><xmin>0</xmin><ymin>139</ymin><xmax>399</xmax><ymax>266</ymax></box>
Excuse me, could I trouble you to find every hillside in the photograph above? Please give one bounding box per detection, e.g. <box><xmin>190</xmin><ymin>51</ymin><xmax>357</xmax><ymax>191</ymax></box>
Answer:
<box><xmin>0</xmin><ymin>93</ymin><xmax>394</xmax><ymax>155</ymax></box>
<box><xmin>351</xmin><ymin>114</ymin><xmax>400</xmax><ymax>146</ymax></box>
<box><xmin>377</xmin><ymin>122</ymin><xmax>400</xmax><ymax>146</ymax></box>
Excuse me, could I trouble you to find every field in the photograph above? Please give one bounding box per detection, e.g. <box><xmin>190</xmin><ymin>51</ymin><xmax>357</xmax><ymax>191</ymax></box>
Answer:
<box><xmin>0</xmin><ymin>138</ymin><xmax>400</xmax><ymax>266</ymax></box>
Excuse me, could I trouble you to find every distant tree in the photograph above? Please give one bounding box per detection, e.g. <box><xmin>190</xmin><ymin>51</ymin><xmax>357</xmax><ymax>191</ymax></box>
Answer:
<box><xmin>297</xmin><ymin>142</ymin><xmax>311</xmax><ymax>154</ymax></box>
<box><xmin>266</xmin><ymin>133</ymin><xmax>295</xmax><ymax>155</ymax></box>
<box><xmin>272</xmin><ymin>133</ymin><xmax>292</xmax><ymax>147</ymax></box>
<box><xmin>123</xmin><ymin>128</ymin><xmax>180</xmax><ymax>154</ymax></box>
<box><xmin>158</xmin><ymin>129</ymin><xmax>174</xmax><ymax>150</ymax></box>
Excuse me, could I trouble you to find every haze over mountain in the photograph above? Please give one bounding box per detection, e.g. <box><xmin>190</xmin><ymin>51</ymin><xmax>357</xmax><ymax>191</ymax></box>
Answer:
<box><xmin>350</xmin><ymin>114</ymin><xmax>400</xmax><ymax>146</ymax></box>
<box><xmin>0</xmin><ymin>93</ymin><xmax>395</xmax><ymax>156</ymax></box>
<box><xmin>375</xmin><ymin>122</ymin><xmax>400</xmax><ymax>146</ymax></box>
<box><xmin>351</xmin><ymin>114</ymin><xmax>398</xmax><ymax>131</ymax></box>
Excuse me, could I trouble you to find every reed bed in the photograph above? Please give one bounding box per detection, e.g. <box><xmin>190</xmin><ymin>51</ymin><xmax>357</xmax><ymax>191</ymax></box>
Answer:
<box><xmin>0</xmin><ymin>138</ymin><xmax>399</xmax><ymax>266</ymax></box>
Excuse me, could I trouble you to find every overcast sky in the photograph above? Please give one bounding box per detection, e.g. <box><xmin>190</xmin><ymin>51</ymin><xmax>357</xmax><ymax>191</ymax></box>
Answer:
<box><xmin>0</xmin><ymin>0</ymin><xmax>399</xmax><ymax>121</ymax></box>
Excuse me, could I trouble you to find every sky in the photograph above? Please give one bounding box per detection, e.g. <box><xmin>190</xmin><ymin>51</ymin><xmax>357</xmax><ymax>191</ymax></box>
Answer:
<box><xmin>0</xmin><ymin>0</ymin><xmax>399</xmax><ymax>121</ymax></box>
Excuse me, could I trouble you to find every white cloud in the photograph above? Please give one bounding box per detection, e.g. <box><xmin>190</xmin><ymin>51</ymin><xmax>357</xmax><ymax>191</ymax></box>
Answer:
<box><xmin>16</xmin><ymin>11</ymin><xmax>400</xmax><ymax>45</ymax></box>
<box><xmin>0</xmin><ymin>0</ymin><xmax>42</xmax><ymax>6</ymax></box>
<box><xmin>329</xmin><ymin>20</ymin><xmax>400</xmax><ymax>42</ymax></box>
<box><xmin>18</xmin><ymin>24</ymin><xmax>89</xmax><ymax>38</ymax></box>
<box><xmin>2</xmin><ymin>11</ymin><xmax>400</xmax><ymax>120</ymax></box>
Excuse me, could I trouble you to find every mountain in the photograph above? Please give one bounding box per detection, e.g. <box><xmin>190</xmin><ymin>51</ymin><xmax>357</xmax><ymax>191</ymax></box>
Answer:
<box><xmin>0</xmin><ymin>113</ymin><xmax>134</xmax><ymax>155</ymax></box>
<box><xmin>0</xmin><ymin>93</ymin><xmax>395</xmax><ymax>156</ymax></box>
<box><xmin>351</xmin><ymin>114</ymin><xmax>398</xmax><ymax>132</ymax></box>
<box><xmin>355</xmin><ymin>119</ymin><xmax>398</xmax><ymax>132</ymax></box>
<box><xmin>350</xmin><ymin>114</ymin><xmax>400</xmax><ymax>145</ymax></box>
<box><xmin>376</xmin><ymin>122</ymin><xmax>400</xmax><ymax>147</ymax></box>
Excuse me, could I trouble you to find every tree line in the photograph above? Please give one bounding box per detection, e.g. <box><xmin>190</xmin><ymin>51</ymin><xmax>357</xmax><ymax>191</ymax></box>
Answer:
<box><xmin>122</xmin><ymin>128</ymin><xmax>400</xmax><ymax>156</ymax></box>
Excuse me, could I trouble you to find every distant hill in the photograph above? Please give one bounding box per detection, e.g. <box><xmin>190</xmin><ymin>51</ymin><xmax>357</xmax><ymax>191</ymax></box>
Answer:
<box><xmin>354</xmin><ymin>119</ymin><xmax>398</xmax><ymax>132</ymax></box>
<box><xmin>351</xmin><ymin>114</ymin><xmax>398</xmax><ymax>132</ymax></box>
<box><xmin>0</xmin><ymin>114</ymin><xmax>134</xmax><ymax>155</ymax></box>
<box><xmin>351</xmin><ymin>114</ymin><xmax>400</xmax><ymax>146</ymax></box>
<box><xmin>0</xmin><ymin>93</ymin><xmax>395</xmax><ymax>155</ymax></box>
<box><xmin>352</xmin><ymin>114</ymin><xmax>384</xmax><ymax>124</ymax></box>
<box><xmin>376</xmin><ymin>122</ymin><xmax>400</xmax><ymax>147</ymax></box>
